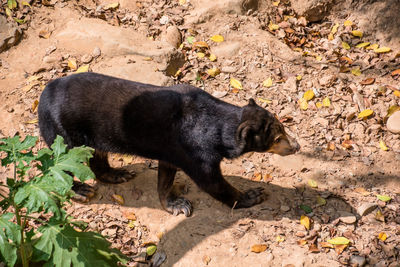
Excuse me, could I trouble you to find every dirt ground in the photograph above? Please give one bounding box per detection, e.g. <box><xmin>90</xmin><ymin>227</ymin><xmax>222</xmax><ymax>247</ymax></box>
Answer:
<box><xmin>1</xmin><ymin>0</ymin><xmax>400</xmax><ymax>266</ymax></box>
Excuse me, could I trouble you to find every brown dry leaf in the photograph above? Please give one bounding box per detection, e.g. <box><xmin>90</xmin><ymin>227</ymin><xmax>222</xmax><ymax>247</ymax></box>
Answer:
<box><xmin>354</xmin><ymin>187</ymin><xmax>370</xmax><ymax>196</ymax></box>
<box><xmin>391</xmin><ymin>69</ymin><xmax>400</xmax><ymax>76</ymax></box>
<box><xmin>300</xmin><ymin>215</ymin><xmax>310</xmax><ymax>230</ymax></box>
<box><xmin>378</xmin><ymin>232</ymin><xmax>387</xmax><ymax>241</ymax></box>
<box><xmin>39</xmin><ymin>29</ymin><xmax>51</xmax><ymax>39</ymax></box>
<box><xmin>112</xmin><ymin>194</ymin><xmax>125</xmax><ymax>205</ymax></box>
<box><xmin>251</xmin><ymin>244</ymin><xmax>267</xmax><ymax>253</ymax></box>
<box><xmin>193</xmin><ymin>41</ymin><xmax>209</xmax><ymax>49</ymax></box>
<box><xmin>334</xmin><ymin>244</ymin><xmax>347</xmax><ymax>255</ymax></box>
<box><xmin>252</xmin><ymin>172</ymin><xmax>262</xmax><ymax>181</ymax></box>
<box><xmin>375</xmin><ymin>210</ymin><xmax>385</xmax><ymax>222</ymax></box>
<box><xmin>327</xmin><ymin>142</ymin><xmax>335</xmax><ymax>151</ymax></box>
<box><xmin>32</xmin><ymin>100</ymin><xmax>39</xmax><ymax>112</ymax></box>
<box><xmin>122</xmin><ymin>210</ymin><xmax>137</xmax><ymax>220</ymax></box>
<box><xmin>341</xmin><ymin>140</ymin><xmax>353</xmax><ymax>149</ymax></box>
<box><xmin>358</xmin><ymin>109</ymin><xmax>373</xmax><ymax>119</ymax></box>
<box><xmin>297</xmin><ymin>240</ymin><xmax>307</xmax><ymax>246</ymax></box>
<box><xmin>320</xmin><ymin>242</ymin><xmax>334</xmax><ymax>248</ymax></box>
<box><xmin>308</xmin><ymin>243</ymin><xmax>319</xmax><ymax>253</ymax></box>
<box><xmin>202</xmin><ymin>255</ymin><xmax>211</xmax><ymax>265</ymax></box>
<box><xmin>340</xmin><ymin>56</ymin><xmax>353</xmax><ymax>64</ymax></box>
<box><xmin>68</xmin><ymin>58</ymin><xmax>77</xmax><ymax>70</ymax></box>
<box><xmin>360</xmin><ymin>78</ymin><xmax>375</xmax><ymax>85</ymax></box>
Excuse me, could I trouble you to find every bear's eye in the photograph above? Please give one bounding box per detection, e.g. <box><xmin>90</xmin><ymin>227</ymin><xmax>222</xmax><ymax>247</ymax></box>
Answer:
<box><xmin>274</xmin><ymin>136</ymin><xmax>282</xmax><ymax>143</ymax></box>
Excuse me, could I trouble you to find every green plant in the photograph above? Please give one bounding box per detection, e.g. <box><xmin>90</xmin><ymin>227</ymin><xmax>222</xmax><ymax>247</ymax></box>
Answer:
<box><xmin>0</xmin><ymin>135</ymin><xmax>127</xmax><ymax>266</ymax></box>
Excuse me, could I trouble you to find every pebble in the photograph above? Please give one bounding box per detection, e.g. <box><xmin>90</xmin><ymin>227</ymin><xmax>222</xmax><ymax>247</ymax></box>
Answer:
<box><xmin>349</xmin><ymin>255</ymin><xmax>366</xmax><ymax>267</ymax></box>
<box><xmin>92</xmin><ymin>46</ymin><xmax>101</xmax><ymax>58</ymax></box>
<box><xmin>160</xmin><ymin>15</ymin><xmax>169</xmax><ymax>25</ymax></box>
<box><xmin>284</xmin><ymin>76</ymin><xmax>297</xmax><ymax>93</ymax></box>
<box><xmin>162</xmin><ymin>26</ymin><xmax>181</xmax><ymax>48</ymax></box>
<box><xmin>81</xmin><ymin>54</ymin><xmax>93</xmax><ymax>64</ymax></box>
<box><xmin>221</xmin><ymin>66</ymin><xmax>237</xmax><ymax>73</ymax></box>
<box><xmin>338</xmin><ymin>211</ymin><xmax>357</xmax><ymax>224</ymax></box>
<box><xmin>280</xmin><ymin>205</ymin><xmax>290</xmax><ymax>212</ymax></box>
<box><xmin>387</xmin><ymin>111</ymin><xmax>400</xmax><ymax>134</ymax></box>
<box><xmin>357</xmin><ymin>203</ymin><xmax>377</xmax><ymax>216</ymax></box>
<box><xmin>211</xmin><ymin>42</ymin><xmax>240</xmax><ymax>58</ymax></box>
<box><xmin>42</xmin><ymin>55</ymin><xmax>60</xmax><ymax>64</ymax></box>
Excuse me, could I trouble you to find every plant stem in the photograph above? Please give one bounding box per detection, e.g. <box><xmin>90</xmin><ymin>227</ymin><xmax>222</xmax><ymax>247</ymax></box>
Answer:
<box><xmin>13</xmin><ymin>201</ymin><xmax>29</xmax><ymax>267</ymax></box>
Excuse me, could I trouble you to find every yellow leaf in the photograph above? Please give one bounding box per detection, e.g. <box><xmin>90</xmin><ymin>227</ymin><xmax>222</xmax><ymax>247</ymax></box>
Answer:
<box><xmin>178</xmin><ymin>0</ymin><xmax>186</xmax><ymax>5</ymax></box>
<box><xmin>230</xmin><ymin>78</ymin><xmax>243</xmax><ymax>90</ymax></box>
<box><xmin>351</xmin><ymin>67</ymin><xmax>361</xmax><ymax>76</ymax></box>
<box><xmin>104</xmin><ymin>2</ymin><xmax>119</xmax><ymax>9</ymax></box>
<box><xmin>27</xmin><ymin>75</ymin><xmax>41</xmax><ymax>83</ymax></box>
<box><xmin>297</xmin><ymin>240</ymin><xmax>308</xmax><ymax>246</ymax></box>
<box><xmin>112</xmin><ymin>194</ymin><xmax>125</xmax><ymax>205</ymax></box>
<box><xmin>263</xmin><ymin>77</ymin><xmax>273</xmax><ymax>87</ymax></box>
<box><xmin>25</xmin><ymin>118</ymin><xmax>38</xmax><ymax>124</ymax></box>
<box><xmin>299</xmin><ymin>98</ymin><xmax>308</xmax><ymax>110</ymax></box>
<box><xmin>143</xmin><ymin>57</ymin><xmax>153</xmax><ymax>61</ymax></box>
<box><xmin>207</xmin><ymin>68</ymin><xmax>220</xmax><ymax>77</ymax></box>
<box><xmin>257</xmin><ymin>97</ymin><xmax>272</xmax><ymax>104</ymax></box>
<box><xmin>342</xmin><ymin>42</ymin><xmax>350</xmax><ymax>50</ymax></box>
<box><xmin>322</xmin><ymin>97</ymin><xmax>331</xmax><ymax>107</ymax></box>
<box><xmin>303</xmin><ymin>90</ymin><xmax>315</xmax><ymax>101</ymax></box>
<box><xmin>358</xmin><ymin>109</ymin><xmax>373</xmax><ymax>119</ymax></box>
<box><xmin>327</xmin><ymin>237</ymin><xmax>350</xmax><ymax>245</ymax></box>
<box><xmin>351</xmin><ymin>30</ymin><xmax>363</xmax><ymax>38</ymax></box>
<box><xmin>21</xmin><ymin>84</ymin><xmax>33</xmax><ymax>93</ymax></box>
<box><xmin>32</xmin><ymin>100</ymin><xmax>39</xmax><ymax>112</ymax></box>
<box><xmin>366</xmin><ymin>43</ymin><xmax>379</xmax><ymax>50</ymax></box>
<box><xmin>328</xmin><ymin>33</ymin><xmax>334</xmax><ymax>41</ymax></box>
<box><xmin>209</xmin><ymin>54</ymin><xmax>217</xmax><ymax>61</ymax></box>
<box><xmin>272</xmin><ymin>0</ymin><xmax>280</xmax><ymax>6</ymax></box>
<box><xmin>5</xmin><ymin>7</ymin><xmax>12</xmax><ymax>17</ymax></box>
<box><xmin>394</xmin><ymin>90</ymin><xmax>400</xmax><ymax>97</ymax></box>
<box><xmin>378</xmin><ymin>232</ymin><xmax>387</xmax><ymax>241</ymax></box>
<box><xmin>210</xmin><ymin>35</ymin><xmax>224</xmax><ymax>43</ymax></box>
<box><xmin>276</xmin><ymin>235</ymin><xmax>285</xmax><ymax>242</ymax></box>
<box><xmin>75</xmin><ymin>64</ymin><xmax>89</xmax><ymax>73</ymax></box>
<box><xmin>308</xmin><ymin>179</ymin><xmax>318</xmax><ymax>188</ymax></box>
<box><xmin>251</xmin><ymin>244</ymin><xmax>267</xmax><ymax>253</ymax></box>
<box><xmin>315</xmin><ymin>55</ymin><xmax>322</xmax><ymax>61</ymax></box>
<box><xmin>268</xmin><ymin>22</ymin><xmax>279</xmax><ymax>31</ymax></box>
<box><xmin>316</xmin><ymin>102</ymin><xmax>322</xmax><ymax>108</ymax></box>
<box><xmin>379</xmin><ymin>140</ymin><xmax>389</xmax><ymax>151</ymax></box>
<box><xmin>344</xmin><ymin>20</ymin><xmax>353</xmax><ymax>26</ymax></box>
<box><xmin>316</xmin><ymin>196</ymin><xmax>326</xmax><ymax>206</ymax></box>
<box><xmin>146</xmin><ymin>244</ymin><xmax>157</xmax><ymax>256</ymax></box>
<box><xmin>196</xmin><ymin>52</ymin><xmax>205</xmax><ymax>58</ymax></box>
<box><xmin>68</xmin><ymin>59</ymin><xmax>77</xmax><ymax>70</ymax></box>
<box><xmin>331</xmin><ymin>23</ymin><xmax>339</xmax><ymax>35</ymax></box>
<box><xmin>121</xmin><ymin>154</ymin><xmax>133</xmax><ymax>164</ymax></box>
<box><xmin>300</xmin><ymin>215</ymin><xmax>310</xmax><ymax>230</ymax></box>
<box><xmin>356</xmin><ymin>42</ymin><xmax>370</xmax><ymax>48</ymax></box>
<box><xmin>202</xmin><ymin>255</ymin><xmax>211</xmax><ymax>265</ymax></box>
<box><xmin>375</xmin><ymin>210</ymin><xmax>385</xmax><ymax>222</ymax></box>
<box><xmin>374</xmin><ymin>47</ymin><xmax>391</xmax><ymax>53</ymax></box>
<box><xmin>296</xmin><ymin>75</ymin><xmax>302</xmax><ymax>81</ymax></box>
<box><xmin>21</xmin><ymin>1</ymin><xmax>31</xmax><ymax>7</ymax></box>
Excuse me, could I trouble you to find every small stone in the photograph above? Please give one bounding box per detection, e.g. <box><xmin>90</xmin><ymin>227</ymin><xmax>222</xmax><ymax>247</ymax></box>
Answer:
<box><xmin>160</xmin><ymin>15</ymin><xmax>169</xmax><ymax>25</ymax></box>
<box><xmin>280</xmin><ymin>205</ymin><xmax>290</xmax><ymax>212</ymax></box>
<box><xmin>162</xmin><ymin>26</ymin><xmax>181</xmax><ymax>48</ymax></box>
<box><xmin>42</xmin><ymin>55</ymin><xmax>60</xmax><ymax>64</ymax></box>
<box><xmin>357</xmin><ymin>203</ymin><xmax>377</xmax><ymax>216</ymax></box>
<box><xmin>221</xmin><ymin>66</ymin><xmax>237</xmax><ymax>73</ymax></box>
<box><xmin>387</xmin><ymin>111</ymin><xmax>400</xmax><ymax>134</ymax></box>
<box><xmin>81</xmin><ymin>54</ymin><xmax>93</xmax><ymax>64</ymax></box>
<box><xmin>349</xmin><ymin>255</ymin><xmax>366</xmax><ymax>267</ymax></box>
<box><xmin>284</xmin><ymin>76</ymin><xmax>297</xmax><ymax>93</ymax></box>
<box><xmin>212</xmin><ymin>91</ymin><xmax>228</xmax><ymax>98</ymax></box>
<box><xmin>319</xmin><ymin>74</ymin><xmax>337</xmax><ymax>87</ymax></box>
<box><xmin>211</xmin><ymin>42</ymin><xmax>240</xmax><ymax>58</ymax></box>
<box><xmin>338</xmin><ymin>211</ymin><xmax>357</xmax><ymax>224</ymax></box>
<box><xmin>92</xmin><ymin>46</ymin><xmax>101</xmax><ymax>58</ymax></box>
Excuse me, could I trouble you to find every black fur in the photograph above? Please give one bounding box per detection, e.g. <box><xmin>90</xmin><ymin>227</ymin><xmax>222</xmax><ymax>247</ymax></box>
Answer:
<box><xmin>38</xmin><ymin>72</ymin><xmax>298</xmax><ymax>216</ymax></box>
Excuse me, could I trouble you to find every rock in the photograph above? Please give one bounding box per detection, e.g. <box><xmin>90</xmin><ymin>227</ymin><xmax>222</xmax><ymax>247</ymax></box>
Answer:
<box><xmin>221</xmin><ymin>66</ymin><xmax>238</xmax><ymax>73</ymax></box>
<box><xmin>92</xmin><ymin>46</ymin><xmax>101</xmax><ymax>58</ymax></box>
<box><xmin>162</xmin><ymin>26</ymin><xmax>182</xmax><ymax>48</ymax></box>
<box><xmin>211</xmin><ymin>42</ymin><xmax>241</xmax><ymax>58</ymax></box>
<box><xmin>280</xmin><ymin>205</ymin><xmax>290</xmax><ymax>212</ymax></box>
<box><xmin>42</xmin><ymin>55</ymin><xmax>60</xmax><ymax>64</ymax></box>
<box><xmin>284</xmin><ymin>76</ymin><xmax>297</xmax><ymax>93</ymax></box>
<box><xmin>357</xmin><ymin>203</ymin><xmax>377</xmax><ymax>216</ymax></box>
<box><xmin>387</xmin><ymin>111</ymin><xmax>400</xmax><ymax>134</ymax></box>
<box><xmin>349</xmin><ymin>255</ymin><xmax>366</xmax><ymax>267</ymax></box>
<box><xmin>81</xmin><ymin>54</ymin><xmax>93</xmax><ymax>64</ymax></box>
<box><xmin>0</xmin><ymin>16</ymin><xmax>23</xmax><ymax>53</ymax></box>
<box><xmin>338</xmin><ymin>211</ymin><xmax>357</xmax><ymax>224</ymax></box>
<box><xmin>319</xmin><ymin>74</ymin><xmax>337</xmax><ymax>87</ymax></box>
<box><xmin>160</xmin><ymin>15</ymin><xmax>169</xmax><ymax>25</ymax></box>
<box><xmin>290</xmin><ymin>0</ymin><xmax>334</xmax><ymax>22</ymax></box>
<box><xmin>212</xmin><ymin>91</ymin><xmax>228</xmax><ymax>98</ymax></box>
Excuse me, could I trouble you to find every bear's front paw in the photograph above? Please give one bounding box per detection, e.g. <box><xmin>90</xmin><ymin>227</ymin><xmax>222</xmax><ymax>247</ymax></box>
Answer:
<box><xmin>165</xmin><ymin>197</ymin><xmax>193</xmax><ymax>217</ymax></box>
<box><xmin>235</xmin><ymin>187</ymin><xmax>265</xmax><ymax>208</ymax></box>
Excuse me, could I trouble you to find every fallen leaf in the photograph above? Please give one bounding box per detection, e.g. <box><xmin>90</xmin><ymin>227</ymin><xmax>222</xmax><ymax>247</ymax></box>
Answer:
<box><xmin>193</xmin><ymin>41</ymin><xmax>209</xmax><ymax>48</ymax></box>
<box><xmin>25</xmin><ymin>118</ymin><xmax>38</xmax><ymax>124</ymax></box>
<box><xmin>272</xmin><ymin>0</ymin><xmax>280</xmax><ymax>6</ymax></box>
<box><xmin>299</xmin><ymin>98</ymin><xmax>308</xmax><ymax>110</ymax></box>
<box><xmin>327</xmin><ymin>237</ymin><xmax>350</xmax><ymax>245</ymax></box>
<box><xmin>331</xmin><ymin>23</ymin><xmax>339</xmax><ymax>35</ymax></box>
<box><xmin>297</xmin><ymin>240</ymin><xmax>307</xmax><ymax>246</ymax></box>
<box><xmin>276</xmin><ymin>235</ymin><xmax>285</xmax><ymax>242</ymax></box>
<box><xmin>146</xmin><ymin>244</ymin><xmax>157</xmax><ymax>256</ymax></box>
<box><xmin>207</xmin><ymin>68</ymin><xmax>220</xmax><ymax>77</ymax></box>
<box><xmin>351</xmin><ymin>67</ymin><xmax>361</xmax><ymax>76</ymax></box>
<box><xmin>322</xmin><ymin>97</ymin><xmax>331</xmax><ymax>107</ymax></box>
<box><xmin>308</xmin><ymin>243</ymin><xmax>320</xmax><ymax>253</ymax></box>
<box><xmin>341</xmin><ymin>139</ymin><xmax>353</xmax><ymax>149</ymax></box>
<box><xmin>209</xmin><ymin>54</ymin><xmax>217</xmax><ymax>61</ymax></box>
<box><xmin>300</xmin><ymin>205</ymin><xmax>312</xmax><ymax>214</ymax></box>
<box><xmin>296</xmin><ymin>75</ymin><xmax>302</xmax><ymax>81</ymax></box>
<box><xmin>358</xmin><ymin>109</ymin><xmax>373</xmax><ymax>119</ymax></box>
<box><xmin>178</xmin><ymin>0</ymin><xmax>186</xmax><ymax>5</ymax></box>
<box><xmin>320</xmin><ymin>242</ymin><xmax>334</xmax><ymax>248</ymax></box>
<box><xmin>375</xmin><ymin>210</ymin><xmax>385</xmax><ymax>222</ymax></box>
<box><xmin>268</xmin><ymin>22</ymin><xmax>279</xmax><ymax>31</ymax></box>
<box><xmin>374</xmin><ymin>47</ymin><xmax>391</xmax><ymax>53</ymax></box>
<box><xmin>391</xmin><ymin>69</ymin><xmax>400</xmax><ymax>76</ymax></box>
<box><xmin>21</xmin><ymin>84</ymin><xmax>33</xmax><ymax>93</ymax></box>
<box><xmin>308</xmin><ymin>179</ymin><xmax>318</xmax><ymax>188</ymax></box>
<box><xmin>122</xmin><ymin>210</ymin><xmax>137</xmax><ymax>220</ymax></box>
<box><xmin>257</xmin><ymin>98</ymin><xmax>272</xmax><ymax>104</ymax></box>
<box><xmin>379</xmin><ymin>140</ymin><xmax>389</xmax><ymax>151</ymax></box>
<box><xmin>354</xmin><ymin>187</ymin><xmax>370</xmax><ymax>196</ymax></box>
<box><xmin>127</xmin><ymin>220</ymin><xmax>135</xmax><ymax>228</ymax></box>
<box><xmin>327</xmin><ymin>142</ymin><xmax>335</xmax><ymax>151</ymax></box>
<box><xmin>351</xmin><ymin>30</ymin><xmax>363</xmax><ymax>38</ymax></box>
<box><xmin>300</xmin><ymin>215</ymin><xmax>310</xmax><ymax>230</ymax></box>
<box><xmin>376</xmin><ymin>194</ymin><xmax>391</xmax><ymax>202</ymax></box>
<box><xmin>394</xmin><ymin>90</ymin><xmax>400</xmax><ymax>97</ymax></box>
<box><xmin>366</xmin><ymin>43</ymin><xmax>379</xmax><ymax>50</ymax></box>
<box><xmin>143</xmin><ymin>57</ymin><xmax>153</xmax><ymax>61</ymax></box>
<box><xmin>186</xmin><ymin>36</ymin><xmax>195</xmax><ymax>44</ymax></box>
<box><xmin>202</xmin><ymin>255</ymin><xmax>211</xmax><ymax>265</ymax></box>
<box><xmin>196</xmin><ymin>52</ymin><xmax>205</xmax><ymax>58</ymax></box>
<box><xmin>340</xmin><ymin>56</ymin><xmax>353</xmax><ymax>64</ymax></box>
<box><xmin>387</xmin><ymin>105</ymin><xmax>400</xmax><ymax>117</ymax></box>
<box><xmin>315</xmin><ymin>55</ymin><xmax>322</xmax><ymax>61</ymax></box>
<box><xmin>32</xmin><ymin>100</ymin><xmax>39</xmax><ymax>112</ymax></box>
<box><xmin>210</xmin><ymin>35</ymin><xmax>224</xmax><ymax>43</ymax></box>
<box><xmin>75</xmin><ymin>64</ymin><xmax>89</xmax><ymax>73</ymax></box>
<box><xmin>252</xmin><ymin>172</ymin><xmax>262</xmax><ymax>181</ymax></box>
<box><xmin>344</xmin><ymin>20</ymin><xmax>353</xmax><ymax>26</ymax></box>
<box><xmin>263</xmin><ymin>173</ymin><xmax>273</xmax><ymax>182</ymax></box>
<box><xmin>121</xmin><ymin>154</ymin><xmax>133</xmax><ymax>164</ymax></box>
<box><xmin>104</xmin><ymin>2</ymin><xmax>119</xmax><ymax>10</ymax></box>
<box><xmin>334</xmin><ymin>244</ymin><xmax>347</xmax><ymax>254</ymax></box>
<box><xmin>316</xmin><ymin>196</ymin><xmax>326</xmax><ymax>206</ymax></box>
<box><xmin>359</xmin><ymin>78</ymin><xmax>375</xmax><ymax>85</ymax></box>
<box><xmin>378</xmin><ymin>232</ymin><xmax>387</xmax><ymax>241</ymax></box>
<box><xmin>112</xmin><ymin>194</ymin><xmax>125</xmax><ymax>205</ymax></box>
<box><xmin>251</xmin><ymin>244</ymin><xmax>267</xmax><ymax>253</ymax></box>
<box><xmin>68</xmin><ymin>58</ymin><xmax>77</xmax><ymax>70</ymax></box>
<box><xmin>263</xmin><ymin>77</ymin><xmax>273</xmax><ymax>87</ymax></box>
<box><xmin>39</xmin><ymin>29</ymin><xmax>51</xmax><ymax>39</ymax></box>
<box><xmin>316</xmin><ymin>102</ymin><xmax>322</xmax><ymax>108</ymax></box>
<box><xmin>355</xmin><ymin>42</ymin><xmax>370</xmax><ymax>48</ymax></box>
<box><xmin>342</xmin><ymin>42</ymin><xmax>350</xmax><ymax>50</ymax></box>
<box><xmin>230</xmin><ymin>78</ymin><xmax>243</xmax><ymax>90</ymax></box>
<box><xmin>303</xmin><ymin>90</ymin><xmax>315</xmax><ymax>101</ymax></box>
<box><xmin>8</xmin><ymin>0</ymin><xmax>17</xmax><ymax>9</ymax></box>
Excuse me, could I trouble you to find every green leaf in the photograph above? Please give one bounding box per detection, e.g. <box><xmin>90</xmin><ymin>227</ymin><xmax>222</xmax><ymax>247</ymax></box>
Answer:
<box><xmin>32</xmin><ymin>221</ymin><xmax>128</xmax><ymax>266</ymax></box>
<box><xmin>376</xmin><ymin>194</ymin><xmax>391</xmax><ymax>202</ymax></box>
<box><xmin>186</xmin><ymin>36</ymin><xmax>194</xmax><ymax>44</ymax></box>
<box><xmin>300</xmin><ymin>204</ymin><xmax>313</xmax><ymax>214</ymax></box>
<box><xmin>0</xmin><ymin>213</ymin><xmax>21</xmax><ymax>243</ymax></box>
<box><xmin>146</xmin><ymin>244</ymin><xmax>157</xmax><ymax>256</ymax></box>
<box><xmin>0</xmin><ymin>213</ymin><xmax>20</xmax><ymax>266</ymax></box>
<box><xmin>8</xmin><ymin>0</ymin><xmax>17</xmax><ymax>9</ymax></box>
<box><xmin>0</xmin><ymin>230</ymin><xmax>18</xmax><ymax>266</ymax></box>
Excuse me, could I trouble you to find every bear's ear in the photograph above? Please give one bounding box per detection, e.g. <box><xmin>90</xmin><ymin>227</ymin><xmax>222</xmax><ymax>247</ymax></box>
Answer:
<box><xmin>248</xmin><ymin>98</ymin><xmax>256</xmax><ymax>106</ymax></box>
<box><xmin>235</xmin><ymin>121</ymin><xmax>254</xmax><ymax>149</ymax></box>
